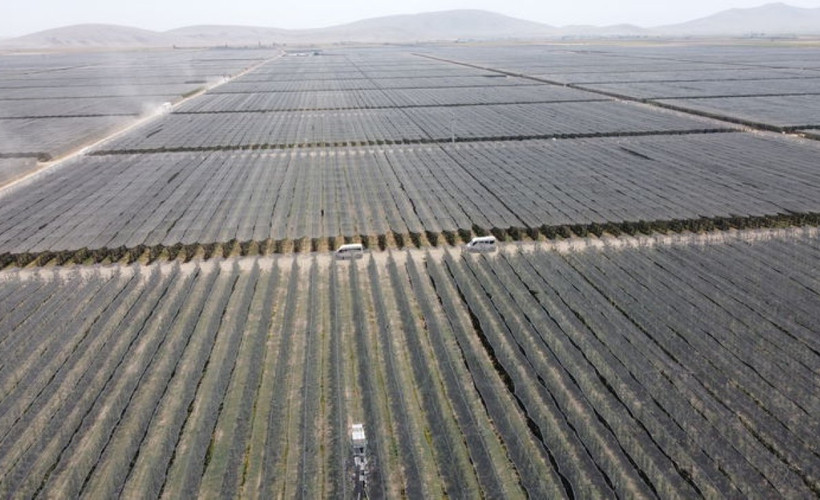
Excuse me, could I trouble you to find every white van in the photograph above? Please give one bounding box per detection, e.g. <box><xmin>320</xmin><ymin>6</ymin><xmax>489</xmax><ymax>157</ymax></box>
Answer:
<box><xmin>335</xmin><ymin>243</ymin><xmax>364</xmax><ymax>259</ymax></box>
<box><xmin>465</xmin><ymin>236</ymin><xmax>498</xmax><ymax>252</ymax></box>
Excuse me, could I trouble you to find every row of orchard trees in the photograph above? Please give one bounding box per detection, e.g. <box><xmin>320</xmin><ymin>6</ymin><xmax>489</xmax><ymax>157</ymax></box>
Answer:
<box><xmin>0</xmin><ymin>235</ymin><xmax>818</xmax><ymax>497</ymax></box>
<box><xmin>2</xmin><ymin>132</ymin><xmax>820</xmax><ymax>260</ymax></box>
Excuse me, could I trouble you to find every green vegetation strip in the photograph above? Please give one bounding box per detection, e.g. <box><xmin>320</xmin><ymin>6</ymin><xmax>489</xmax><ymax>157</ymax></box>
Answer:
<box><xmin>0</xmin><ymin>152</ymin><xmax>51</xmax><ymax>162</ymax></box>
<box><xmin>172</xmin><ymin>98</ymin><xmax>610</xmax><ymax>114</ymax></box>
<box><xmin>2</xmin><ymin>212</ymin><xmax>818</xmax><ymax>270</ymax></box>
<box><xmin>90</xmin><ymin>128</ymin><xmax>737</xmax><ymax>156</ymax></box>
<box><xmin>0</xmin><ymin>113</ymin><xmax>138</xmax><ymax>120</ymax></box>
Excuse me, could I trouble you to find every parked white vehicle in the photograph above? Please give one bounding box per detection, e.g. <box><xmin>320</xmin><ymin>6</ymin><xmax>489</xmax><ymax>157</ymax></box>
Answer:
<box><xmin>465</xmin><ymin>236</ymin><xmax>498</xmax><ymax>252</ymax></box>
<box><xmin>335</xmin><ymin>243</ymin><xmax>364</xmax><ymax>259</ymax></box>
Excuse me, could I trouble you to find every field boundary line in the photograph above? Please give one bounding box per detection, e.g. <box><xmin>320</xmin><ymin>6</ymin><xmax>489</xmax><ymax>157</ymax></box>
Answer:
<box><xmin>89</xmin><ymin>128</ymin><xmax>739</xmax><ymax>156</ymax></box>
<box><xmin>1</xmin><ymin>213</ymin><xmax>818</xmax><ymax>271</ymax></box>
<box><xmin>1</xmin><ymin>226</ymin><xmax>816</xmax><ymax>282</ymax></box>
<box><xmin>412</xmin><ymin>53</ymin><xmax>818</xmax><ymax>140</ymax></box>
<box><xmin>173</xmin><ymin>98</ymin><xmax>611</xmax><ymax>114</ymax></box>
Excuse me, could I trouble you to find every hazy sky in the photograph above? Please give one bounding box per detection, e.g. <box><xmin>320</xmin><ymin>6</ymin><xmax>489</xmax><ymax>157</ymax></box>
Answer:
<box><xmin>2</xmin><ymin>0</ymin><xmax>819</xmax><ymax>37</ymax></box>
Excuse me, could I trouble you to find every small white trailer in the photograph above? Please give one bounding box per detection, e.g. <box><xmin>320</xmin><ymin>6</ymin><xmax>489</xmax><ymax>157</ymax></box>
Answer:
<box><xmin>351</xmin><ymin>423</ymin><xmax>368</xmax><ymax>498</ymax></box>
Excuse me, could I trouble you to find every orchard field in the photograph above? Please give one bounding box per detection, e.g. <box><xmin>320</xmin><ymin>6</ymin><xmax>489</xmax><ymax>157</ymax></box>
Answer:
<box><xmin>1</xmin><ymin>41</ymin><xmax>819</xmax><ymax>498</ymax></box>
<box><xmin>1</xmin><ymin>230</ymin><xmax>818</xmax><ymax>498</ymax></box>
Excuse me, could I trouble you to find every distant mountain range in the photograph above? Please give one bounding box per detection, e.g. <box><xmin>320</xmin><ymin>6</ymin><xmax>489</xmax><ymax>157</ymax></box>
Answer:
<box><xmin>657</xmin><ymin>2</ymin><xmax>820</xmax><ymax>36</ymax></box>
<box><xmin>2</xmin><ymin>3</ymin><xmax>819</xmax><ymax>49</ymax></box>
